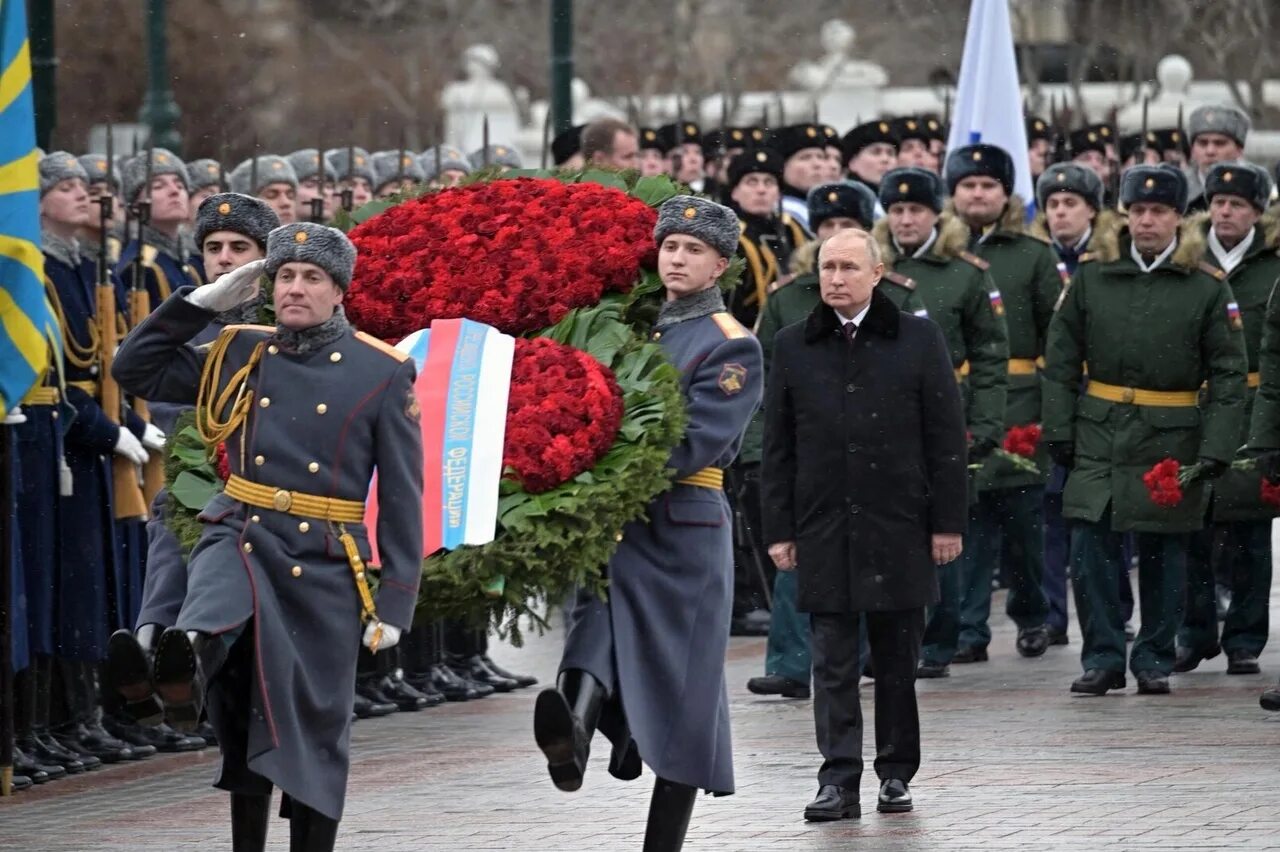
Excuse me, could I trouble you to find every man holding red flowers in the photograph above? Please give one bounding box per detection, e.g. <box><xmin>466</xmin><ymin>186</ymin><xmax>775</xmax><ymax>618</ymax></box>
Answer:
<box><xmin>534</xmin><ymin>195</ymin><xmax>762</xmax><ymax>851</ymax></box>
<box><xmin>1042</xmin><ymin>165</ymin><xmax>1247</xmax><ymax>697</ymax></box>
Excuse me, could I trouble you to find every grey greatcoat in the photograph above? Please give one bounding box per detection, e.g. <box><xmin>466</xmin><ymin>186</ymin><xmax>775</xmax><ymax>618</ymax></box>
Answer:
<box><xmin>559</xmin><ymin>289</ymin><xmax>762</xmax><ymax>795</ymax></box>
<box><xmin>113</xmin><ymin>290</ymin><xmax>423</xmax><ymax>820</ymax></box>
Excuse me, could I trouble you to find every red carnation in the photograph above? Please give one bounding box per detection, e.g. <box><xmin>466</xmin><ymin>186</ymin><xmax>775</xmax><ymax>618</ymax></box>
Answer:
<box><xmin>215</xmin><ymin>442</ymin><xmax>230</xmax><ymax>482</ymax></box>
<box><xmin>1261</xmin><ymin>477</ymin><xmax>1280</xmax><ymax>509</ymax></box>
<box><xmin>1143</xmin><ymin>458</ymin><xmax>1184</xmax><ymax>507</ymax></box>
<box><xmin>1003</xmin><ymin>424</ymin><xmax>1043</xmax><ymax>458</ymax></box>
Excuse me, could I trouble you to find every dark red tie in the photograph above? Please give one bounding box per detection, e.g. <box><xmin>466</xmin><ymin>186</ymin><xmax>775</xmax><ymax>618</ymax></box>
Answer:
<box><xmin>843</xmin><ymin>322</ymin><xmax>858</xmax><ymax>344</ymax></box>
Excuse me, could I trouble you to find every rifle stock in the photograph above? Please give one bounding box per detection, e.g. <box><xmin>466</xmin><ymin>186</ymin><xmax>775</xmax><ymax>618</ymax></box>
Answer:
<box><xmin>97</xmin><ymin>282</ymin><xmax>148</xmax><ymax>520</ymax></box>
<box><xmin>127</xmin><ymin>287</ymin><xmax>164</xmax><ymax>504</ymax></box>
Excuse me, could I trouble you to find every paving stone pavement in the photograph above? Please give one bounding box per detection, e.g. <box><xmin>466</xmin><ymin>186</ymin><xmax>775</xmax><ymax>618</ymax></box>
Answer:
<box><xmin>5</xmin><ymin>587</ymin><xmax>1280</xmax><ymax>851</ymax></box>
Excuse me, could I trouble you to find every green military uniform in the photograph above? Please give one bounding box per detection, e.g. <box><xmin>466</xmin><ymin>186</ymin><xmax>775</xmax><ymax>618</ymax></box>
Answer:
<box><xmin>1043</xmin><ymin>218</ymin><xmax>1247</xmax><ymax>681</ymax></box>
<box><xmin>950</xmin><ymin>196</ymin><xmax>1059</xmax><ymax>657</ymax></box>
<box><xmin>1177</xmin><ymin>212</ymin><xmax>1279</xmax><ymax>665</ymax></box>
<box><xmin>752</xmin><ymin>241</ymin><xmax>925</xmax><ymax>685</ymax></box>
<box><xmin>873</xmin><ymin>212</ymin><xmax>1012</xmax><ymax>667</ymax></box>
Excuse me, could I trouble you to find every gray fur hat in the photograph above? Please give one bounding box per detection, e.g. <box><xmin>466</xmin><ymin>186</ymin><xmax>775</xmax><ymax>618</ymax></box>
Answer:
<box><xmin>264</xmin><ymin>222</ymin><xmax>358</xmax><ymax>290</ymax></box>
<box><xmin>121</xmin><ymin>148</ymin><xmax>190</xmax><ymax>203</ymax></box>
<box><xmin>653</xmin><ymin>195</ymin><xmax>739</xmax><ymax>258</ymax></box>
<box><xmin>324</xmin><ymin>147</ymin><xmax>376</xmax><ymax>185</ymax></box>
<box><xmin>187</xmin><ymin>158</ymin><xmax>225</xmax><ymax>191</ymax></box>
<box><xmin>39</xmin><ymin>151</ymin><xmax>89</xmax><ymax>196</ymax></box>
<box><xmin>78</xmin><ymin>154</ymin><xmax>120</xmax><ymax>191</ymax></box>
<box><xmin>229</xmin><ymin>155</ymin><xmax>298</xmax><ymax>196</ymax></box>
<box><xmin>420</xmin><ymin>146</ymin><xmax>472</xmax><ymax>179</ymax></box>
<box><xmin>194</xmin><ymin>192</ymin><xmax>281</xmax><ymax>250</ymax></box>
<box><xmin>371</xmin><ymin>150</ymin><xmax>426</xmax><ymax>192</ymax></box>
<box><xmin>1204</xmin><ymin>162</ymin><xmax>1272</xmax><ymax>211</ymax></box>
<box><xmin>469</xmin><ymin>144</ymin><xmax>522</xmax><ymax>170</ymax></box>
<box><xmin>1188</xmin><ymin>104</ymin><xmax>1251</xmax><ymax>148</ymax></box>
<box><xmin>1036</xmin><ymin>162</ymin><xmax>1105</xmax><ymax>211</ymax></box>
<box><xmin>287</xmin><ymin>149</ymin><xmax>339</xmax><ymax>184</ymax></box>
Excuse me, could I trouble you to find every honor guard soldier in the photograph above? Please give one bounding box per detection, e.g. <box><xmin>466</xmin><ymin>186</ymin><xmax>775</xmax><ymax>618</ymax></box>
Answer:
<box><xmin>894</xmin><ymin>116</ymin><xmax>941</xmax><ymax>174</ymax></box>
<box><xmin>726</xmin><ymin>147</ymin><xmax>808</xmax><ymax>328</ymax></box>
<box><xmin>112</xmin><ymin>221</ymin><xmax>424</xmax><ymax>850</ymax></box>
<box><xmin>229</xmin><ymin>155</ymin><xmax>299</xmax><ymax>225</ymax></box>
<box><xmin>1186</xmin><ymin>104</ymin><xmax>1251</xmax><ymax>212</ymax></box>
<box><xmin>1069</xmin><ymin>124</ymin><xmax>1117</xmax><ymax>197</ymax></box>
<box><xmin>876</xmin><ymin>167</ymin><xmax>1011</xmax><ymax>677</ymax></box>
<box><xmin>700</xmin><ymin>126</ymin><xmax>752</xmax><ymax>201</ymax></box>
<box><xmin>747</xmin><ymin>180</ymin><xmax>925</xmax><ymax>698</ymax></box>
<box><xmin>820</xmin><ymin>124</ymin><xmax>843</xmax><ymax>182</ymax></box>
<box><xmin>468</xmin><ymin>143</ymin><xmax>523</xmax><ymax>173</ymax></box>
<box><xmin>78</xmin><ymin>153</ymin><xmax>123</xmax><ymax>266</ymax></box>
<box><xmin>550</xmin><ymin>123</ymin><xmax>587</xmax><ymax>169</ymax></box>
<box><xmin>637</xmin><ymin>127</ymin><xmax>667</xmax><ymax>177</ymax></box>
<box><xmin>419</xmin><ymin>145</ymin><xmax>471</xmax><ymax>188</ymax></box>
<box><xmin>931</xmin><ymin>144</ymin><xmax>1060</xmax><ymax>668</ymax></box>
<box><xmin>116</xmin><ymin>148</ymin><xmax>201</xmax><ymax>303</ymax></box>
<box><xmin>1031</xmin><ymin>163</ymin><xmax>1121</xmax><ymax>645</ymax></box>
<box><xmin>1153</xmin><ymin>127</ymin><xmax>1189</xmax><ymax>168</ymax></box>
<box><xmin>1043</xmin><ymin>165</ymin><xmax>1247</xmax><ymax>696</ymax></box>
<box><xmin>1119</xmin><ymin>132</ymin><xmax>1161</xmax><ymax>170</ymax></box>
<box><xmin>841</xmin><ymin>119</ymin><xmax>898</xmax><ymax>198</ymax></box>
<box><xmin>771</xmin><ymin>123</ymin><xmax>836</xmax><ymax>235</ymax></box>
<box><xmin>1173</xmin><ymin>162</ymin><xmax>1279</xmax><ymax>677</ymax></box>
<box><xmin>371</xmin><ymin>150</ymin><xmax>426</xmax><ymax>199</ymax></box>
<box><xmin>535</xmin><ymin>196</ymin><xmax>762</xmax><ymax>851</ymax></box>
<box><xmin>657</xmin><ymin>120</ymin><xmax>705</xmax><ymax>189</ymax></box>
<box><xmin>1025</xmin><ymin>116</ymin><xmax>1053</xmax><ymax>183</ymax></box>
<box><xmin>187</xmin><ymin>158</ymin><xmax>227</xmax><ymax>218</ymax></box>
<box><xmin>325</xmin><ymin>146</ymin><xmax>376</xmax><ymax>209</ymax></box>
<box><xmin>287</xmin><ymin>148</ymin><xmax>338</xmax><ymax>221</ymax></box>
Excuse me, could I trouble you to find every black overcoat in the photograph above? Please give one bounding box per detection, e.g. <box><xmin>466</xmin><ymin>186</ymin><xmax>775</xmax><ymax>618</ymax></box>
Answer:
<box><xmin>761</xmin><ymin>286</ymin><xmax>968</xmax><ymax>614</ymax></box>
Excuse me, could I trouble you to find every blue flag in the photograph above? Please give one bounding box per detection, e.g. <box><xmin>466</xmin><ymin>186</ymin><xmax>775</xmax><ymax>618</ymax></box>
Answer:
<box><xmin>0</xmin><ymin>0</ymin><xmax>59</xmax><ymax>416</ymax></box>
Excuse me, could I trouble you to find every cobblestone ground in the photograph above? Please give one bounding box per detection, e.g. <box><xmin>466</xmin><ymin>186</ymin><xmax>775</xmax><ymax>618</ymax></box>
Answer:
<box><xmin>5</xmin><ymin>586</ymin><xmax>1280</xmax><ymax>851</ymax></box>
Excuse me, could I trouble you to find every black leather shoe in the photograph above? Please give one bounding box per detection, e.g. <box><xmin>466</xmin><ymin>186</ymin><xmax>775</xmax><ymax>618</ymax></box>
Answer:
<box><xmin>104</xmin><ymin>714</ymin><xmax>205</xmax><ymax>753</ymax></box>
<box><xmin>1227</xmin><ymin>651</ymin><xmax>1261</xmax><ymax>675</ymax></box>
<box><xmin>106</xmin><ymin>629</ymin><xmax>164</xmax><ymax>726</ymax></box>
<box><xmin>916</xmin><ymin>662</ymin><xmax>950</xmax><ymax>678</ymax></box>
<box><xmin>1070</xmin><ymin>669</ymin><xmax>1125</xmax><ymax>695</ymax></box>
<box><xmin>1047</xmin><ymin>627</ymin><xmax>1069</xmax><ymax>646</ymax></box>
<box><xmin>1173</xmin><ymin>643</ymin><xmax>1220</xmax><ymax>673</ymax></box>
<box><xmin>194</xmin><ymin>720</ymin><xmax>217</xmax><ymax>748</ymax></box>
<box><xmin>877</xmin><ymin>778</ymin><xmax>913</xmax><ymax>813</ymax></box>
<box><xmin>1016</xmin><ymin>626</ymin><xmax>1050</xmax><ymax>658</ymax></box>
<box><xmin>378</xmin><ymin>673</ymin><xmax>433</xmax><ymax>712</ymax></box>
<box><xmin>356</xmin><ymin>675</ymin><xmax>402</xmax><ymax>711</ymax></box>
<box><xmin>952</xmin><ymin>645</ymin><xmax>988</xmax><ymax>664</ymax></box>
<box><xmin>430</xmin><ymin>663</ymin><xmax>485</xmax><ymax>701</ymax></box>
<box><xmin>352</xmin><ymin>691</ymin><xmax>397</xmax><ymax>719</ymax></box>
<box><xmin>534</xmin><ymin>687</ymin><xmax>592</xmax><ymax>792</ymax></box>
<box><xmin>1135</xmin><ymin>670</ymin><xmax>1170</xmax><ymax>694</ymax></box>
<box><xmin>13</xmin><ymin>746</ymin><xmax>63</xmax><ymax>784</ymax></box>
<box><xmin>1260</xmin><ymin>684</ymin><xmax>1280</xmax><ymax>711</ymax></box>
<box><xmin>10</xmin><ymin>773</ymin><xmax>33</xmax><ymax>792</ymax></box>
<box><xmin>86</xmin><ymin>721</ymin><xmax>153</xmax><ymax>759</ymax></box>
<box><xmin>448</xmin><ymin>654</ymin><xmax>518</xmax><ymax>693</ymax></box>
<box><xmin>52</xmin><ymin>723</ymin><xmax>133</xmax><ymax>764</ymax></box>
<box><xmin>152</xmin><ymin>628</ymin><xmax>203</xmax><ymax>732</ymax></box>
<box><xmin>17</xmin><ymin>734</ymin><xmax>86</xmax><ymax>774</ymax></box>
<box><xmin>480</xmin><ymin>655</ymin><xmax>537</xmax><ymax>688</ymax></box>
<box><xmin>746</xmin><ymin>674</ymin><xmax>811</xmax><ymax>698</ymax></box>
<box><xmin>804</xmin><ymin>785</ymin><xmax>860</xmax><ymax>821</ymax></box>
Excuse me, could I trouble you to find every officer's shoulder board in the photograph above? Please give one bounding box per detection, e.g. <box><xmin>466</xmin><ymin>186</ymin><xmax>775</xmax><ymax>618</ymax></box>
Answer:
<box><xmin>958</xmin><ymin>250</ymin><xmax>990</xmax><ymax>271</ymax></box>
<box><xmin>1197</xmin><ymin>260</ymin><xmax>1228</xmax><ymax>282</ymax></box>
<box><xmin>882</xmin><ymin>269</ymin><xmax>917</xmax><ymax>291</ymax></box>
<box><xmin>1077</xmin><ymin>252</ymin><xmax>1096</xmax><ymax>265</ymax></box>
<box><xmin>354</xmin><ymin>330</ymin><xmax>410</xmax><ymax>362</ymax></box>
<box><xmin>710</xmin><ymin>312</ymin><xmax>749</xmax><ymax>340</ymax></box>
<box><xmin>199</xmin><ymin>323</ymin><xmax>273</xmax><ymax>352</ymax></box>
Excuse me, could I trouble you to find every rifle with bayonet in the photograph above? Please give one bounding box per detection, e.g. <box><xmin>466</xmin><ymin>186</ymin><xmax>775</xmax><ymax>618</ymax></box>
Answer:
<box><xmin>341</xmin><ymin>144</ymin><xmax>355</xmax><ymax>212</ymax></box>
<box><xmin>125</xmin><ymin>147</ymin><xmax>165</xmax><ymax>509</ymax></box>
<box><xmin>310</xmin><ymin>134</ymin><xmax>327</xmax><ymax>223</ymax></box>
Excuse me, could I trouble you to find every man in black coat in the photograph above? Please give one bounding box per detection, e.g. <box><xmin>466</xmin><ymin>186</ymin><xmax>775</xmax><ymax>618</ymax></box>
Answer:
<box><xmin>762</xmin><ymin>228</ymin><xmax>968</xmax><ymax>822</ymax></box>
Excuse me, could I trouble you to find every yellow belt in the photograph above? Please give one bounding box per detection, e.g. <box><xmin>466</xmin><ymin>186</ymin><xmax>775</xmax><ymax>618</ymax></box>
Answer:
<box><xmin>677</xmin><ymin>467</ymin><xmax>724</xmax><ymax>490</ymax></box>
<box><xmin>68</xmin><ymin>380</ymin><xmax>99</xmax><ymax>397</ymax></box>
<box><xmin>1085</xmin><ymin>379</ymin><xmax>1199</xmax><ymax>408</ymax></box>
<box><xmin>1008</xmin><ymin>357</ymin><xmax>1042</xmax><ymax>376</ymax></box>
<box><xmin>21</xmin><ymin>386</ymin><xmax>61</xmax><ymax>405</ymax></box>
<box><xmin>1248</xmin><ymin>371</ymin><xmax>1261</xmax><ymax>389</ymax></box>
<box><xmin>955</xmin><ymin>361</ymin><xmax>970</xmax><ymax>382</ymax></box>
<box><xmin>224</xmin><ymin>474</ymin><xmax>366</xmax><ymax>523</ymax></box>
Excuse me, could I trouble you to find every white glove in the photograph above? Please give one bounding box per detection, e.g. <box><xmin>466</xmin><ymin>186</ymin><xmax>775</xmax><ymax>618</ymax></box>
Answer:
<box><xmin>3</xmin><ymin>405</ymin><xmax>26</xmax><ymax>425</ymax></box>
<box><xmin>142</xmin><ymin>422</ymin><xmax>167</xmax><ymax>451</ymax></box>
<box><xmin>113</xmin><ymin>426</ymin><xmax>150</xmax><ymax>465</ymax></box>
<box><xmin>362</xmin><ymin>621</ymin><xmax>401</xmax><ymax>652</ymax></box>
<box><xmin>186</xmin><ymin>258</ymin><xmax>265</xmax><ymax>313</ymax></box>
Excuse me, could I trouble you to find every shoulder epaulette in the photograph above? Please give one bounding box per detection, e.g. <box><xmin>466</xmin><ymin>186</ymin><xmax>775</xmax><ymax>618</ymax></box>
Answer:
<box><xmin>1077</xmin><ymin>252</ymin><xmax>1096</xmax><ymax>265</ymax></box>
<box><xmin>959</xmin><ymin>250</ymin><xmax>990</xmax><ymax>271</ymax></box>
<box><xmin>1197</xmin><ymin>260</ymin><xmax>1227</xmax><ymax>281</ymax></box>
<box><xmin>222</xmin><ymin>323</ymin><xmax>275</xmax><ymax>334</ymax></box>
<box><xmin>355</xmin><ymin>330</ymin><xmax>410</xmax><ymax>362</ymax></box>
<box><xmin>882</xmin><ymin>270</ymin><xmax>917</xmax><ymax>291</ymax></box>
<box><xmin>710</xmin><ymin>312</ymin><xmax>749</xmax><ymax>340</ymax></box>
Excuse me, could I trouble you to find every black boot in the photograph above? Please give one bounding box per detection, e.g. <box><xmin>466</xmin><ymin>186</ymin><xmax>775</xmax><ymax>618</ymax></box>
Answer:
<box><xmin>289</xmin><ymin>801</ymin><xmax>339</xmax><ymax>852</ymax></box>
<box><xmin>231</xmin><ymin>792</ymin><xmax>271</xmax><ymax>852</ymax></box>
<box><xmin>106</xmin><ymin>624</ymin><xmax>164</xmax><ymax>725</ymax></box>
<box><xmin>642</xmin><ymin>777</ymin><xmax>698</xmax><ymax>852</ymax></box>
<box><xmin>533</xmin><ymin>668</ymin><xmax>604</xmax><ymax>792</ymax></box>
<box><xmin>153</xmin><ymin>629</ymin><xmax>227</xmax><ymax>732</ymax></box>
<box><xmin>52</xmin><ymin>660</ymin><xmax>133</xmax><ymax>763</ymax></box>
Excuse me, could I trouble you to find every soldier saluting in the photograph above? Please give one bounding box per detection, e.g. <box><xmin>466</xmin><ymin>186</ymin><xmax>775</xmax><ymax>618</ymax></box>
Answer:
<box><xmin>112</xmin><ymin>222</ymin><xmax>424</xmax><ymax>850</ymax></box>
<box><xmin>1043</xmin><ymin>165</ymin><xmax>1247</xmax><ymax>696</ymax></box>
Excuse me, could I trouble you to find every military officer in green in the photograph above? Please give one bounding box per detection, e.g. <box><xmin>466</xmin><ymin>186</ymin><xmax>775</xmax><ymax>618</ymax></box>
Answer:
<box><xmin>1248</xmin><ymin>245</ymin><xmax>1280</xmax><ymax>711</ymax></box>
<box><xmin>937</xmin><ymin>144</ymin><xmax>1059</xmax><ymax>666</ymax></box>
<box><xmin>1043</xmin><ymin>165</ymin><xmax>1247</xmax><ymax>696</ymax></box>
<box><xmin>1174</xmin><ymin>162</ymin><xmax>1278</xmax><ymax>676</ymax></box>
<box><xmin>874</xmin><ymin>167</ymin><xmax>1012</xmax><ymax>677</ymax></box>
<box><xmin>746</xmin><ymin>181</ymin><xmax>925</xmax><ymax>698</ymax></box>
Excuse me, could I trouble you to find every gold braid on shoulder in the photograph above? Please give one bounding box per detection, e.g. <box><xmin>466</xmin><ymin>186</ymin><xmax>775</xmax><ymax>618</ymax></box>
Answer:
<box><xmin>46</xmin><ymin>278</ymin><xmax>100</xmax><ymax>370</ymax></box>
<box><xmin>196</xmin><ymin>329</ymin><xmax>265</xmax><ymax>463</ymax></box>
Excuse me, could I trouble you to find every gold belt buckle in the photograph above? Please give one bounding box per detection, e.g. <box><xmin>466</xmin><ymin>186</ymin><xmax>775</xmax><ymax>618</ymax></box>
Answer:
<box><xmin>1121</xmin><ymin>387</ymin><xmax>1135</xmax><ymax>404</ymax></box>
<box><xmin>272</xmin><ymin>489</ymin><xmax>293</xmax><ymax>512</ymax></box>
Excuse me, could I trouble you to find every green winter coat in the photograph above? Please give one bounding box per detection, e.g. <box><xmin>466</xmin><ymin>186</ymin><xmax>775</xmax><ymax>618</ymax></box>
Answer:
<box><xmin>738</xmin><ymin>240</ymin><xmax>926</xmax><ymax>464</ymax></box>
<box><xmin>874</xmin><ymin>216</ymin><xmax>1009</xmax><ymax>447</ymax></box>
<box><xmin>1250</xmin><ymin>270</ymin><xmax>1280</xmax><ymax>452</ymax></box>
<box><xmin>1193</xmin><ymin>214</ymin><xmax>1280</xmax><ymax>522</ymax></box>
<box><xmin>1042</xmin><ymin>222</ymin><xmax>1248</xmax><ymax>533</ymax></box>
<box><xmin>949</xmin><ymin>196</ymin><xmax>1063</xmax><ymax>490</ymax></box>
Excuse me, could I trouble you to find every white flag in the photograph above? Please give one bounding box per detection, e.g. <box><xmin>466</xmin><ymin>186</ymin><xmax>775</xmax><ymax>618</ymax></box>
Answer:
<box><xmin>945</xmin><ymin>0</ymin><xmax>1034</xmax><ymax>209</ymax></box>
